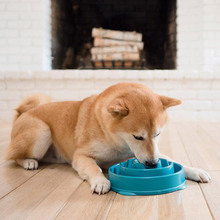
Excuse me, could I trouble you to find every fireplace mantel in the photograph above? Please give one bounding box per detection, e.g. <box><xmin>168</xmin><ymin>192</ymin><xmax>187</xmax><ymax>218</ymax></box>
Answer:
<box><xmin>1</xmin><ymin>70</ymin><xmax>219</xmax><ymax>80</ymax></box>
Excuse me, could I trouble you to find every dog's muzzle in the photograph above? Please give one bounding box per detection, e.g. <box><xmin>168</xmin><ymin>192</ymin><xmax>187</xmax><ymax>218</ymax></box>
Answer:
<box><xmin>145</xmin><ymin>159</ymin><xmax>159</xmax><ymax>167</ymax></box>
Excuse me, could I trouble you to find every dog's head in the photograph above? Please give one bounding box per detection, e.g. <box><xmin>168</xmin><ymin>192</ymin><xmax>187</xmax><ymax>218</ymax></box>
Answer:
<box><xmin>106</xmin><ymin>83</ymin><xmax>181</xmax><ymax>167</ymax></box>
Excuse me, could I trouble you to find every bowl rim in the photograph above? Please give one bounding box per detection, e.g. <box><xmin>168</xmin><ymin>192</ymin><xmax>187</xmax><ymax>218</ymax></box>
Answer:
<box><xmin>119</xmin><ymin>158</ymin><xmax>174</xmax><ymax>172</ymax></box>
<box><xmin>108</xmin><ymin>161</ymin><xmax>184</xmax><ymax>180</ymax></box>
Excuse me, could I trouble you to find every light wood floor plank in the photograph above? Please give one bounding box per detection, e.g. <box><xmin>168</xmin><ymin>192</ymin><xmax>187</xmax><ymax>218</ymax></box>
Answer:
<box><xmin>0</xmin><ymin>164</ymin><xmax>81</xmax><ymax>220</ymax></box>
<box><xmin>0</xmin><ymin>162</ymin><xmax>42</xmax><ymax>199</ymax></box>
<box><xmin>176</xmin><ymin>122</ymin><xmax>220</xmax><ymax>171</ymax></box>
<box><xmin>200</xmin><ymin>171</ymin><xmax>220</xmax><ymax>220</ymax></box>
<box><xmin>0</xmin><ymin>140</ymin><xmax>10</xmax><ymax>165</ymax></box>
<box><xmin>24</xmin><ymin>167</ymin><xmax>83</xmax><ymax>220</ymax></box>
<box><xmin>159</xmin><ymin>123</ymin><xmax>191</xmax><ymax>166</ymax></box>
<box><xmin>199</xmin><ymin>122</ymin><xmax>220</xmax><ymax>145</ymax></box>
<box><xmin>54</xmin><ymin>181</ymin><xmax>116</xmax><ymax>220</ymax></box>
<box><xmin>106</xmin><ymin>180</ymin><xmax>212</xmax><ymax>220</ymax></box>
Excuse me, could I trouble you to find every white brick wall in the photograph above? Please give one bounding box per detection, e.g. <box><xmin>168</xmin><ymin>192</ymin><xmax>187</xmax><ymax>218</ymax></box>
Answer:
<box><xmin>0</xmin><ymin>0</ymin><xmax>51</xmax><ymax>71</ymax></box>
<box><xmin>0</xmin><ymin>70</ymin><xmax>220</xmax><ymax>122</ymax></box>
<box><xmin>0</xmin><ymin>0</ymin><xmax>220</xmax><ymax>72</ymax></box>
<box><xmin>177</xmin><ymin>0</ymin><xmax>220</xmax><ymax>71</ymax></box>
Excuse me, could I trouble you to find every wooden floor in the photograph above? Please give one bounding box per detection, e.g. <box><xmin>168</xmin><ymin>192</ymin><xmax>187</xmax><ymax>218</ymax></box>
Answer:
<box><xmin>0</xmin><ymin>122</ymin><xmax>220</xmax><ymax>220</ymax></box>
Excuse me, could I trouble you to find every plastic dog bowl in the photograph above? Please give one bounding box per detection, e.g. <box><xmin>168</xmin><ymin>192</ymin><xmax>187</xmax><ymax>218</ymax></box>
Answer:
<box><xmin>108</xmin><ymin>158</ymin><xmax>186</xmax><ymax>196</ymax></box>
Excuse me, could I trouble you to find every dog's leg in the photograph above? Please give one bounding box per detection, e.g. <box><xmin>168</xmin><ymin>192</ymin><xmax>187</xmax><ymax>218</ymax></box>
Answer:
<box><xmin>5</xmin><ymin>117</ymin><xmax>52</xmax><ymax>170</ymax></box>
<box><xmin>159</xmin><ymin>153</ymin><xmax>211</xmax><ymax>183</ymax></box>
<box><xmin>72</xmin><ymin>154</ymin><xmax>111</xmax><ymax>194</ymax></box>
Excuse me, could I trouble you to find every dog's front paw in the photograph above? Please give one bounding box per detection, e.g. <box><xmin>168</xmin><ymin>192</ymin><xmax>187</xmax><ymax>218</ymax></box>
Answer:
<box><xmin>185</xmin><ymin>167</ymin><xmax>211</xmax><ymax>183</ymax></box>
<box><xmin>23</xmin><ymin>159</ymin><xmax>38</xmax><ymax>170</ymax></box>
<box><xmin>90</xmin><ymin>176</ymin><xmax>111</xmax><ymax>195</ymax></box>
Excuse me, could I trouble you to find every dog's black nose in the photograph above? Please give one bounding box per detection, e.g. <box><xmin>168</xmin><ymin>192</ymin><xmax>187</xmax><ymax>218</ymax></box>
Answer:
<box><xmin>145</xmin><ymin>159</ymin><xmax>159</xmax><ymax>167</ymax></box>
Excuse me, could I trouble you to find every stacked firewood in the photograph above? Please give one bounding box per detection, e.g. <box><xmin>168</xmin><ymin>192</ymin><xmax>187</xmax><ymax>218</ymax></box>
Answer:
<box><xmin>91</xmin><ymin>28</ymin><xmax>144</xmax><ymax>68</ymax></box>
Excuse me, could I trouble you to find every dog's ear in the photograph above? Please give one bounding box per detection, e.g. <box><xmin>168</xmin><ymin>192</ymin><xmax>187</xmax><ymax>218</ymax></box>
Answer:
<box><xmin>107</xmin><ymin>98</ymin><xmax>129</xmax><ymax>117</ymax></box>
<box><xmin>160</xmin><ymin>95</ymin><xmax>182</xmax><ymax>109</ymax></box>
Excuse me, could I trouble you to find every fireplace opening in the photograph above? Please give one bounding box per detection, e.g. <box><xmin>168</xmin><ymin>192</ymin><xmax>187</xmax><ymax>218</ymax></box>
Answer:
<box><xmin>51</xmin><ymin>0</ymin><xmax>176</xmax><ymax>69</ymax></box>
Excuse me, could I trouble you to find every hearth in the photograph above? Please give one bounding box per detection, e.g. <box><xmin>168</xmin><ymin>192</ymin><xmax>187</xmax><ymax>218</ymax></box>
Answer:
<box><xmin>51</xmin><ymin>0</ymin><xmax>176</xmax><ymax>69</ymax></box>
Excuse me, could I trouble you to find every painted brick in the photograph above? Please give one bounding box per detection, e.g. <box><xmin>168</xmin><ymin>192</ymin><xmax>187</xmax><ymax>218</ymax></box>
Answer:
<box><xmin>0</xmin><ymin>81</ymin><xmax>6</xmax><ymax>89</ymax></box>
<box><xmin>0</xmin><ymin>12</ymin><xmax>20</xmax><ymax>20</ymax></box>
<box><xmin>153</xmin><ymin>70</ymin><xmax>169</xmax><ymax>79</ymax></box>
<box><xmin>0</xmin><ymin>21</ymin><xmax>6</xmax><ymax>28</ymax></box>
<box><xmin>49</xmin><ymin>71</ymin><xmax>64</xmax><ymax>79</ymax></box>
<box><xmin>211</xmin><ymin>80</ymin><xmax>220</xmax><ymax>89</ymax></box>
<box><xmin>6</xmin><ymin>80</ymin><xmax>35</xmax><ymax>90</ymax></box>
<box><xmin>35</xmin><ymin>79</ymin><xmax>64</xmax><ymax>89</ymax></box>
<box><xmin>7</xmin><ymin>55</ymin><xmax>32</xmax><ymax>63</ymax></box>
<box><xmin>8</xmin><ymin>20</ymin><xmax>31</xmax><ymax>28</ymax></box>
<box><xmin>5</xmin><ymin>72</ymin><xmax>20</xmax><ymax>79</ymax></box>
<box><xmin>79</xmin><ymin>90</ymin><xmax>101</xmax><ymax>100</ymax></box>
<box><xmin>20</xmin><ymin>90</ymin><xmax>51</xmax><ymax>98</ymax></box>
<box><xmin>109</xmin><ymin>70</ymin><xmax>125</xmax><ymax>79</ymax></box>
<box><xmin>0</xmin><ymin>30</ymin><xmax>19</xmax><ymax>38</ymax></box>
<box><xmin>79</xmin><ymin>80</ymin><xmax>94</xmax><ymax>89</ymax></box>
<box><xmin>181</xmin><ymin>100</ymin><xmax>212</xmax><ymax>110</ymax></box>
<box><xmin>7</xmin><ymin>101</ymin><xmax>19</xmax><ymax>109</ymax></box>
<box><xmin>138</xmin><ymin>71</ymin><xmax>154</xmax><ymax>79</ymax></box>
<box><xmin>63</xmin><ymin>70</ymin><xmax>79</xmax><ymax>79</ymax></box>
<box><xmin>198</xmin><ymin>111</ymin><xmax>220</xmax><ymax>121</ymax></box>
<box><xmin>168</xmin><ymin>90</ymin><xmax>197</xmax><ymax>99</ymax></box>
<box><xmin>66</xmin><ymin>80</ymin><xmax>81</xmax><ymax>90</ymax></box>
<box><xmin>0</xmin><ymin>3</ymin><xmax>6</xmax><ymax>10</ymax></box>
<box><xmin>153</xmin><ymin>90</ymin><xmax>169</xmax><ymax>96</ymax></box>
<box><xmin>0</xmin><ymin>110</ymin><xmax>14</xmax><ymax>122</ymax></box>
<box><xmin>167</xmin><ymin>110</ymin><xmax>198</xmax><ymax>121</ymax></box>
<box><xmin>7</xmin><ymin>38</ymin><xmax>32</xmax><ymax>46</ymax></box>
<box><xmin>32</xmin><ymin>20</ymin><xmax>43</xmax><ymax>28</ymax></box>
<box><xmin>78</xmin><ymin>70</ymin><xmax>94</xmax><ymax>79</ymax></box>
<box><xmin>94</xmin><ymin>79</ymin><xmax>123</xmax><ymax>89</ymax></box>
<box><xmin>124</xmin><ymin>70</ymin><xmax>139</xmax><ymax>79</ymax></box>
<box><xmin>20</xmin><ymin>12</ymin><xmax>43</xmax><ymax>20</ymax></box>
<box><xmin>198</xmin><ymin>90</ymin><xmax>220</xmax><ymax>100</ymax></box>
<box><xmin>138</xmin><ymin>81</ymin><xmax>154</xmax><ymax>89</ymax></box>
<box><xmin>50</xmin><ymin>90</ymin><xmax>79</xmax><ymax>101</ymax></box>
<box><xmin>6</xmin><ymin>3</ymin><xmax>31</xmax><ymax>11</ymax></box>
<box><xmin>153</xmin><ymin>80</ymin><xmax>181</xmax><ymax>89</ymax></box>
<box><xmin>0</xmin><ymin>101</ymin><xmax>8</xmax><ymax>110</ymax></box>
<box><xmin>94</xmin><ymin>70</ymin><xmax>110</xmax><ymax>79</ymax></box>
<box><xmin>34</xmin><ymin>72</ymin><xmax>50</xmax><ymax>79</ymax></box>
<box><xmin>212</xmin><ymin>101</ymin><xmax>220</xmax><ymax>110</ymax></box>
<box><xmin>0</xmin><ymin>73</ymin><xmax>4</xmax><ymax>80</ymax></box>
<box><xmin>182</xmin><ymin>80</ymin><xmax>211</xmax><ymax>89</ymax></box>
<box><xmin>0</xmin><ymin>90</ymin><xmax>20</xmax><ymax>100</ymax></box>
<box><xmin>19</xmin><ymin>72</ymin><xmax>34</xmax><ymax>79</ymax></box>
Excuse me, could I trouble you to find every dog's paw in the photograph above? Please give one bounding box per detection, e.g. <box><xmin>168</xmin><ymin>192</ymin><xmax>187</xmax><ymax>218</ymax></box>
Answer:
<box><xmin>23</xmin><ymin>159</ymin><xmax>39</xmax><ymax>170</ymax></box>
<box><xmin>185</xmin><ymin>167</ymin><xmax>211</xmax><ymax>183</ymax></box>
<box><xmin>90</xmin><ymin>176</ymin><xmax>111</xmax><ymax>195</ymax></box>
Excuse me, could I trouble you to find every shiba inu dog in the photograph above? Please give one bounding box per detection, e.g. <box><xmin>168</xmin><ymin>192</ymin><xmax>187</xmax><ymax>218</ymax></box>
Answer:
<box><xmin>4</xmin><ymin>82</ymin><xmax>211</xmax><ymax>194</ymax></box>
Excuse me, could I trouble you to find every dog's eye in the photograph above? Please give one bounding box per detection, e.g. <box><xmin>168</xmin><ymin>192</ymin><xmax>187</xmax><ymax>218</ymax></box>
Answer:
<box><xmin>154</xmin><ymin>132</ymin><xmax>160</xmax><ymax>138</ymax></box>
<box><xmin>133</xmin><ymin>135</ymin><xmax>144</xmax><ymax>141</ymax></box>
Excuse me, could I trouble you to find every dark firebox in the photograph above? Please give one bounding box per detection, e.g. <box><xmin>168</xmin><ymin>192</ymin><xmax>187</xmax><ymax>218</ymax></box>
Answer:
<box><xmin>51</xmin><ymin>0</ymin><xmax>176</xmax><ymax>69</ymax></box>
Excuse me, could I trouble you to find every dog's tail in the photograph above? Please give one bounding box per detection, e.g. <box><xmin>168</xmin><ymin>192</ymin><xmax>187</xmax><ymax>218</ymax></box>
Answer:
<box><xmin>14</xmin><ymin>94</ymin><xmax>51</xmax><ymax>122</ymax></box>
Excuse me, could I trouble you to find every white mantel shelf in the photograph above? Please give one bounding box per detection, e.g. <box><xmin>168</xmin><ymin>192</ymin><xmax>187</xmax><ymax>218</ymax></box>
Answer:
<box><xmin>0</xmin><ymin>70</ymin><xmax>219</xmax><ymax>80</ymax></box>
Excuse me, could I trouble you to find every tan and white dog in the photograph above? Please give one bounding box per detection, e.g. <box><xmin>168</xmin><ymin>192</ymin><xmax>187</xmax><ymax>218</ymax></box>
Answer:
<box><xmin>4</xmin><ymin>82</ymin><xmax>211</xmax><ymax>194</ymax></box>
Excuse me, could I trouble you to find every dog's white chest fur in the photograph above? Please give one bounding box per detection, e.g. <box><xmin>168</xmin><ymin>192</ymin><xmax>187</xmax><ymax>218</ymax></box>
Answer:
<box><xmin>91</xmin><ymin>140</ymin><xmax>134</xmax><ymax>168</ymax></box>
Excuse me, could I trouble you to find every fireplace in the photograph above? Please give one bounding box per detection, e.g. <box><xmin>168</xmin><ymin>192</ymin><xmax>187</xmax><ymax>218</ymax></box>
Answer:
<box><xmin>51</xmin><ymin>0</ymin><xmax>176</xmax><ymax>70</ymax></box>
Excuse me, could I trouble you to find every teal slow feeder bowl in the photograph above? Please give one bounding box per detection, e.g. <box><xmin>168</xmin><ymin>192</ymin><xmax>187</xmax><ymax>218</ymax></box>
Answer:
<box><xmin>108</xmin><ymin>158</ymin><xmax>186</xmax><ymax>196</ymax></box>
